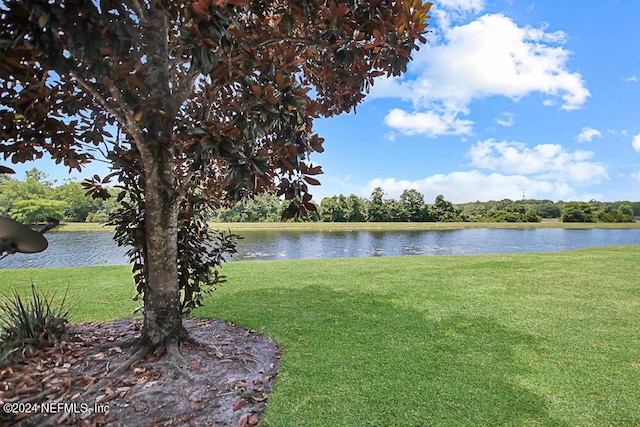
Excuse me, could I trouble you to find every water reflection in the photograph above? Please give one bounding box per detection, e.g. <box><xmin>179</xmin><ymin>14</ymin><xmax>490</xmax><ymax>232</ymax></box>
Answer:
<box><xmin>236</xmin><ymin>228</ymin><xmax>640</xmax><ymax>261</ymax></box>
<box><xmin>1</xmin><ymin>228</ymin><xmax>639</xmax><ymax>269</ymax></box>
<box><xmin>0</xmin><ymin>231</ymin><xmax>129</xmax><ymax>269</ymax></box>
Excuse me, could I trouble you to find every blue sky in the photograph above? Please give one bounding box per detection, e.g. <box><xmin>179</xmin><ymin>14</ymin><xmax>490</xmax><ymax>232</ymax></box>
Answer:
<box><xmin>9</xmin><ymin>0</ymin><xmax>640</xmax><ymax>204</ymax></box>
<box><xmin>313</xmin><ymin>0</ymin><xmax>640</xmax><ymax>203</ymax></box>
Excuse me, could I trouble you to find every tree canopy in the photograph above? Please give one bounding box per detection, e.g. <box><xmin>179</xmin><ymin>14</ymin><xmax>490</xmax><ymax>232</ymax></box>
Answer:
<box><xmin>0</xmin><ymin>0</ymin><xmax>432</xmax><ymax>350</ymax></box>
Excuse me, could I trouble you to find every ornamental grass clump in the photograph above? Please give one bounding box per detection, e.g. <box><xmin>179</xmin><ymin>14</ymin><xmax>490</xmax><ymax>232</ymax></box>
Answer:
<box><xmin>0</xmin><ymin>284</ymin><xmax>69</xmax><ymax>367</ymax></box>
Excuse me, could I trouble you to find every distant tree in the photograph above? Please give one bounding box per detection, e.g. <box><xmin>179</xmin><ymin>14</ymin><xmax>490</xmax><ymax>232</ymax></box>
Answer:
<box><xmin>0</xmin><ymin>169</ymin><xmax>50</xmax><ymax>216</ymax></box>
<box><xmin>596</xmin><ymin>204</ymin><xmax>617</xmax><ymax>223</ymax></box>
<box><xmin>1</xmin><ymin>0</ymin><xmax>432</xmax><ymax>352</ymax></box>
<box><xmin>561</xmin><ymin>202</ymin><xmax>596</xmax><ymax>222</ymax></box>
<box><xmin>534</xmin><ymin>200</ymin><xmax>561</xmax><ymax>219</ymax></box>
<box><xmin>0</xmin><ymin>172</ymin><xmax>118</xmax><ymax>222</ymax></box>
<box><xmin>24</xmin><ymin>168</ymin><xmax>53</xmax><ymax>186</ymax></box>
<box><xmin>336</xmin><ymin>195</ymin><xmax>353</xmax><ymax>221</ymax></box>
<box><xmin>214</xmin><ymin>192</ymin><xmax>283</xmax><ymax>222</ymax></box>
<box><xmin>52</xmin><ymin>180</ymin><xmax>105</xmax><ymax>222</ymax></box>
<box><xmin>347</xmin><ymin>194</ymin><xmax>367</xmax><ymax>222</ymax></box>
<box><xmin>367</xmin><ymin>187</ymin><xmax>388</xmax><ymax>222</ymax></box>
<box><xmin>489</xmin><ymin>204</ymin><xmax>540</xmax><ymax>222</ymax></box>
<box><xmin>399</xmin><ymin>189</ymin><xmax>426</xmax><ymax>222</ymax></box>
<box><xmin>85</xmin><ymin>210</ymin><xmax>110</xmax><ymax>223</ymax></box>
<box><xmin>320</xmin><ymin>196</ymin><xmax>343</xmax><ymax>222</ymax></box>
<box><xmin>9</xmin><ymin>198</ymin><xmax>65</xmax><ymax>224</ymax></box>
<box><xmin>319</xmin><ymin>194</ymin><xmax>365</xmax><ymax>222</ymax></box>
<box><xmin>616</xmin><ymin>203</ymin><xmax>635</xmax><ymax>222</ymax></box>
<box><xmin>595</xmin><ymin>203</ymin><xmax>635</xmax><ymax>223</ymax></box>
<box><xmin>385</xmin><ymin>198</ymin><xmax>409</xmax><ymax>222</ymax></box>
<box><xmin>248</xmin><ymin>193</ymin><xmax>285</xmax><ymax>222</ymax></box>
<box><xmin>430</xmin><ymin>194</ymin><xmax>458</xmax><ymax>222</ymax></box>
<box><xmin>457</xmin><ymin>201</ymin><xmax>489</xmax><ymax>222</ymax></box>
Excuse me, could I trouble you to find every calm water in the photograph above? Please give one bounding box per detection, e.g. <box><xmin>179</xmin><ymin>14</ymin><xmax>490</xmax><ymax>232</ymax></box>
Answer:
<box><xmin>1</xmin><ymin>228</ymin><xmax>639</xmax><ymax>269</ymax></box>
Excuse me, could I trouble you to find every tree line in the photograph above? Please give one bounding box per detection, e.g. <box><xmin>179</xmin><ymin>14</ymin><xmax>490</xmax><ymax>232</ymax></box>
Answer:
<box><xmin>2</xmin><ymin>172</ymin><xmax>637</xmax><ymax>224</ymax></box>
<box><xmin>0</xmin><ymin>169</ymin><xmax>117</xmax><ymax>223</ymax></box>
<box><xmin>316</xmin><ymin>189</ymin><xmax>637</xmax><ymax>223</ymax></box>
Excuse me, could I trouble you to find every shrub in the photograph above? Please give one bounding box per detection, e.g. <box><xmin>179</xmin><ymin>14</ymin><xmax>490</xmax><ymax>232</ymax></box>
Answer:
<box><xmin>0</xmin><ymin>284</ymin><xmax>70</xmax><ymax>367</ymax></box>
<box><xmin>85</xmin><ymin>210</ymin><xmax>109</xmax><ymax>223</ymax></box>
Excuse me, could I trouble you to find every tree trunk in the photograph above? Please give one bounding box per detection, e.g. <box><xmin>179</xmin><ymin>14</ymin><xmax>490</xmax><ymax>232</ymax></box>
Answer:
<box><xmin>132</xmin><ymin>7</ymin><xmax>183</xmax><ymax>347</ymax></box>
<box><xmin>139</xmin><ymin>147</ymin><xmax>183</xmax><ymax>346</ymax></box>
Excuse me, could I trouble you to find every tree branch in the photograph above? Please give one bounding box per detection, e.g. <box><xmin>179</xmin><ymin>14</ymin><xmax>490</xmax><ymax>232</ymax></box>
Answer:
<box><xmin>172</xmin><ymin>66</ymin><xmax>200</xmax><ymax>110</ymax></box>
<box><xmin>73</xmin><ymin>65</ymin><xmax>142</xmax><ymax>145</ymax></box>
<box><xmin>105</xmin><ymin>84</ymin><xmax>144</xmax><ymax>144</ymax></box>
<box><xmin>126</xmin><ymin>0</ymin><xmax>146</xmax><ymax>22</ymax></box>
<box><xmin>255</xmin><ymin>35</ymin><xmax>324</xmax><ymax>50</ymax></box>
<box><xmin>70</xmin><ymin>71</ymin><xmax>127</xmax><ymax>126</ymax></box>
<box><xmin>176</xmin><ymin>169</ymin><xmax>198</xmax><ymax>202</ymax></box>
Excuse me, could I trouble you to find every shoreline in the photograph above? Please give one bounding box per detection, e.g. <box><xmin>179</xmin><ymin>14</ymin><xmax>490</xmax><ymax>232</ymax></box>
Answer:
<box><xmin>52</xmin><ymin>220</ymin><xmax>640</xmax><ymax>233</ymax></box>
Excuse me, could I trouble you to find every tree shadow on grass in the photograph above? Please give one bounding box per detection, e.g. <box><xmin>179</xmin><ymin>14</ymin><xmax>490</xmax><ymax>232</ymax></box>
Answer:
<box><xmin>200</xmin><ymin>285</ymin><xmax>570</xmax><ymax>427</ymax></box>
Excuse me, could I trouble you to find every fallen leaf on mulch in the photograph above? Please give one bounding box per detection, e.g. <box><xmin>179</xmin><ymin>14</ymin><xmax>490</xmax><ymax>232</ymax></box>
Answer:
<box><xmin>233</xmin><ymin>398</ymin><xmax>246</xmax><ymax>411</ymax></box>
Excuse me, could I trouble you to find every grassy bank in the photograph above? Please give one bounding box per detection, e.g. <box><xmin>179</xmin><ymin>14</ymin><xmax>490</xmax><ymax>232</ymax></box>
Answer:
<box><xmin>54</xmin><ymin>220</ymin><xmax>640</xmax><ymax>233</ymax></box>
<box><xmin>1</xmin><ymin>247</ymin><xmax>639</xmax><ymax>425</ymax></box>
<box><xmin>54</xmin><ymin>222</ymin><xmax>115</xmax><ymax>232</ymax></box>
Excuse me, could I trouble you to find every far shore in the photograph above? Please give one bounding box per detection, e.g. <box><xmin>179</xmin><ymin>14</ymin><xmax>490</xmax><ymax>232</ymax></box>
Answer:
<box><xmin>53</xmin><ymin>219</ymin><xmax>640</xmax><ymax>233</ymax></box>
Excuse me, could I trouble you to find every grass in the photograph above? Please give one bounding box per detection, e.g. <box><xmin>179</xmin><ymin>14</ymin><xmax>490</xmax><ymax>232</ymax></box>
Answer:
<box><xmin>0</xmin><ymin>266</ymin><xmax>140</xmax><ymax>322</ymax></box>
<box><xmin>53</xmin><ymin>220</ymin><xmax>640</xmax><ymax>233</ymax></box>
<box><xmin>54</xmin><ymin>222</ymin><xmax>115</xmax><ymax>232</ymax></box>
<box><xmin>210</xmin><ymin>219</ymin><xmax>640</xmax><ymax>231</ymax></box>
<box><xmin>1</xmin><ymin>247</ymin><xmax>639</xmax><ymax>425</ymax></box>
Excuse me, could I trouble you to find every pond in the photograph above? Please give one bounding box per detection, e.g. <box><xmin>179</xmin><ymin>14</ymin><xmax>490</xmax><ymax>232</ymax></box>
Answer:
<box><xmin>2</xmin><ymin>227</ymin><xmax>640</xmax><ymax>269</ymax></box>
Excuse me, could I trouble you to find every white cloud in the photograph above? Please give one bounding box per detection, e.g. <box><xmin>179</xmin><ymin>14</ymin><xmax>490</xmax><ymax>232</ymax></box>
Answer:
<box><xmin>421</xmin><ymin>14</ymin><xmax>587</xmax><ymax>108</ymax></box>
<box><xmin>495</xmin><ymin>111</ymin><xmax>514</xmax><ymax>127</ymax></box>
<box><xmin>432</xmin><ymin>0</ymin><xmax>485</xmax><ymax>30</ymax></box>
<box><xmin>467</xmin><ymin>139</ymin><xmax>607</xmax><ymax>182</ymax></box>
<box><xmin>577</xmin><ymin>127</ymin><xmax>602</xmax><ymax>143</ymax></box>
<box><xmin>436</xmin><ymin>0</ymin><xmax>485</xmax><ymax>14</ymax></box>
<box><xmin>384</xmin><ymin>108</ymin><xmax>473</xmax><ymax>137</ymax></box>
<box><xmin>626</xmin><ymin>75</ymin><xmax>640</xmax><ymax>82</ymax></box>
<box><xmin>375</xmin><ymin>13</ymin><xmax>589</xmax><ymax>137</ymax></box>
<box><xmin>633</xmin><ymin>134</ymin><xmax>640</xmax><ymax>152</ymax></box>
<box><xmin>362</xmin><ymin>138</ymin><xmax>608</xmax><ymax>203</ymax></box>
<box><xmin>365</xmin><ymin>171</ymin><xmax>581</xmax><ymax>203</ymax></box>
<box><xmin>631</xmin><ymin>172</ymin><xmax>640</xmax><ymax>181</ymax></box>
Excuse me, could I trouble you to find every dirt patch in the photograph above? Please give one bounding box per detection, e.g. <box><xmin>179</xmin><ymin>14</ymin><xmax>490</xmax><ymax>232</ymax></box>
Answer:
<box><xmin>0</xmin><ymin>318</ymin><xmax>281</xmax><ymax>426</ymax></box>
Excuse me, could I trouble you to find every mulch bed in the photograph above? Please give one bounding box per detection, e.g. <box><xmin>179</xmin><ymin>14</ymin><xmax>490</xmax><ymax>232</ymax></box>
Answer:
<box><xmin>0</xmin><ymin>318</ymin><xmax>281</xmax><ymax>426</ymax></box>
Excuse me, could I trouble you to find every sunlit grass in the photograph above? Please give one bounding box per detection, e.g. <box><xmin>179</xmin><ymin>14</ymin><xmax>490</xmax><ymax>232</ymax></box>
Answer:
<box><xmin>0</xmin><ymin>266</ymin><xmax>138</xmax><ymax>322</ymax></box>
<box><xmin>198</xmin><ymin>246</ymin><xmax>640</xmax><ymax>426</ymax></box>
<box><xmin>1</xmin><ymin>246</ymin><xmax>639</xmax><ymax>425</ymax></box>
<box><xmin>54</xmin><ymin>222</ymin><xmax>115</xmax><ymax>232</ymax></box>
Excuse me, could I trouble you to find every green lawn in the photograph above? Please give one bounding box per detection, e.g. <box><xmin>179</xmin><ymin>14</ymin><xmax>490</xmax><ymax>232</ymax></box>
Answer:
<box><xmin>1</xmin><ymin>246</ymin><xmax>639</xmax><ymax>426</ymax></box>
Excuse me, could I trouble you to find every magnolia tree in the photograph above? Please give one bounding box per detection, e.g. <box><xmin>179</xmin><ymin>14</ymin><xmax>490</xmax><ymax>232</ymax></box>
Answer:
<box><xmin>0</xmin><ymin>0</ymin><xmax>431</xmax><ymax>354</ymax></box>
